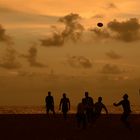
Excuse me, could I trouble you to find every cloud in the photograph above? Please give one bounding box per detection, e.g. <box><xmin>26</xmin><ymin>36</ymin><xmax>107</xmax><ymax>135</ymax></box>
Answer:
<box><xmin>0</xmin><ymin>24</ymin><xmax>12</xmax><ymax>44</ymax></box>
<box><xmin>106</xmin><ymin>50</ymin><xmax>122</xmax><ymax>59</ymax></box>
<box><xmin>40</xmin><ymin>13</ymin><xmax>84</xmax><ymax>47</ymax></box>
<box><xmin>59</xmin><ymin>13</ymin><xmax>84</xmax><ymax>41</ymax></box>
<box><xmin>16</xmin><ymin>70</ymin><xmax>43</xmax><ymax>77</ymax></box>
<box><xmin>100</xmin><ymin>64</ymin><xmax>125</xmax><ymax>74</ymax></box>
<box><xmin>0</xmin><ymin>6</ymin><xmax>58</xmax><ymax>25</ymax></box>
<box><xmin>107</xmin><ymin>3</ymin><xmax>117</xmax><ymax>9</ymax></box>
<box><xmin>0</xmin><ymin>47</ymin><xmax>21</xmax><ymax>69</ymax></box>
<box><xmin>67</xmin><ymin>56</ymin><xmax>92</xmax><ymax>69</ymax></box>
<box><xmin>0</xmin><ymin>6</ymin><xmax>16</xmax><ymax>13</ymax></box>
<box><xmin>40</xmin><ymin>32</ymin><xmax>64</xmax><ymax>47</ymax></box>
<box><xmin>107</xmin><ymin>18</ymin><xmax>140</xmax><ymax>42</ymax></box>
<box><xmin>21</xmin><ymin>45</ymin><xmax>47</xmax><ymax>67</ymax></box>
<box><xmin>117</xmin><ymin>13</ymin><xmax>140</xmax><ymax>19</ymax></box>
<box><xmin>90</xmin><ymin>28</ymin><xmax>110</xmax><ymax>39</ymax></box>
<box><xmin>90</xmin><ymin>18</ymin><xmax>140</xmax><ymax>42</ymax></box>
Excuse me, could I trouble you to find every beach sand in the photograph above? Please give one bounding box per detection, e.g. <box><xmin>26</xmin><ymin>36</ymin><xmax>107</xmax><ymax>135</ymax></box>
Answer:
<box><xmin>0</xmin><ymin>114</ymin><xmax>140</xmax><ymax>140</ymax></box>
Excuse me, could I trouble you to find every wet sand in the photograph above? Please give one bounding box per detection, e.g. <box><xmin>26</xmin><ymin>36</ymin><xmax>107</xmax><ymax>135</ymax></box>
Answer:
<box><xmin>0</xmin><ymin>114</ymin><xmax>140</xmax><ymax>140</ymax></box>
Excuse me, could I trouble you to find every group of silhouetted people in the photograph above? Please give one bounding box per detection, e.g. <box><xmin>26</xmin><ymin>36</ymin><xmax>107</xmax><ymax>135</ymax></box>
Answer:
<box><xmin>76</xmin><ymin>92</ymin><xmax>108</xmax><ymax>129</ymax></box>
<box><xmin>45</xmin><ymin>91</ymin><xmax>131</xmax><ymax>129</ymax></box>
<box><xmin>45</xmin><ymin>91</ymin><xmax>70</xmax><ymax>119</ymax></box>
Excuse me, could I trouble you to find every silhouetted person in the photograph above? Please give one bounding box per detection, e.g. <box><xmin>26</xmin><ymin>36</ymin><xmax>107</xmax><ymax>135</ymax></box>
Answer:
<box><xmin>76</xmin><ymin>99</ymin><xmax>87</xmax><ymax>129</ymax></box>
<box><xmin>59</xmin><ymin>93</ymin><xmax>70</xmax><ymax>119</ymax></box>
<box><xmin>82</xmin><ymin>92</ymin><xmax>94</xmax><ymax>123</ymax></box>
<box><xmin>113</xmin><ymin>94</ymin><xmax>131</xmax><ymax>129</ymax></box>
<box><xmin>45</xmin><ymin>91</ymin><xmax>55</xmax><ymax>116</ymax></box>
<box><xmin>94</xmin><ymin>97</ymin><xmax>108</xmax><ymax>120</ymax></box>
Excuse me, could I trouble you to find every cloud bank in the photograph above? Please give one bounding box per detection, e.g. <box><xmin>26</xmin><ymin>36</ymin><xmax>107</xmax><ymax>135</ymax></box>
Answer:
<box><xmin>101</xmin><ymin>64</ymin><xmax>125</xmax><ymax>74</ymax></box>
<box><xmin>67</xmin><ymin>56</ymin><xmax>92</xmax><ymax>69</ymax></box>
<box><xmin>91</xmin><ymin>18</ymin><xmax>140</xmax><ymax>42</ymax></box>
<box><xmin>40</xmin><ymin>13</ymin><xmax>84</xmax><ymax>47</ymax></box>
<box><xmin>106</xmin><ymin>50</ymin><xmax>122</xmax><ymax>59</ymax></box>
<box><xmin>0</xmin><ymin>47</ymin><xmax>21</xmax><ymax>69</ymax></box>
<box><xmin>0</xmin><ymin>24</ymin><xmax>12</xmax><ymax>44</ymax></box>
<box><xmin>21</xmin><ymin>45</ymin><xmax>46</xmax><ymax>68</ymax></box>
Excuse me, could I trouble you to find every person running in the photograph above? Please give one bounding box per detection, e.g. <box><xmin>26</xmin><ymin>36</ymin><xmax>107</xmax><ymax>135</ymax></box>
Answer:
<box><xmin>82</xmin><ymin>91</ymin><xmax>94</xmax><ymax>123</ymax></box>
<box><xmin>59</xmin><ymin>93</ymin><xmax>70</xmax><ymax>119</ymax></box>
<box><xmin>45</xmin><ymin>91</ymin><xmax>55</xmax><ymax>116</ymax></box>
<box><xmin>94</xmin><ymin>97</ymin><xmax>108</xmax><ymax>120</ymax></box>
<box><xmin>76</xmin><ymin>99</ymin><xmax>87</xmax><ymax>129</ymax></box>
<box><xmin>113</xmin><ymin>94</ymin><xmax>131</xmax><ymax>129</ymax></box>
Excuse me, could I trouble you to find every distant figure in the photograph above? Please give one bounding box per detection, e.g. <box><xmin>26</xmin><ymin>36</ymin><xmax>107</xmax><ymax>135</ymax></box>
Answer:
<box><xmin>59</xmin><ymin>93</ymin><xmax>70</xmax><ymax>119</ymax></box>
<box><xmin>94</xmin><ymin>97</ymin><xmax>108</xmax><ymax>120</ymax></box>
<box><xmin>45</xmin><ymin>91</ymin><xmax>55</xmax><ymax>116</ymax></box>
<box><xmin>82</xmin><ymin>92</ymin><xmax>94</xmax><ymax>123</ymax></box>
<box><xmin>76</xmin><ymin>99</ymin><xmax>87</xmax><ymax>129</ymax></box>
<box><xmin>113</xmin><ymin>94</ymin><xmax>131</xmax><ymax>129</ymax></box>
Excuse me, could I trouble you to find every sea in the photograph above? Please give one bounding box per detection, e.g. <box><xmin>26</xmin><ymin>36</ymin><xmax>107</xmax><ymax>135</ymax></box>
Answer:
<box><xmin>0</xmin><ymin>105</ymin><xmax>140</xmax><ymax>114</ymax></box>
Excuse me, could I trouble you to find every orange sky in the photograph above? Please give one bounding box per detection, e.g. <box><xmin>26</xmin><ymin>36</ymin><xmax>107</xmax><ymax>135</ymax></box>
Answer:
<box><xmin>0</xmin><ymin>0</ymin><xmax>140</xmax><ymax>106</ymax></box>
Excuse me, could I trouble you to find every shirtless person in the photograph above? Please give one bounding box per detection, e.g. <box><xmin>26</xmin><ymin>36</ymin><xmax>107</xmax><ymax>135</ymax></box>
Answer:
<box><xmin>59</xmin><ymin>93</ymin><xmax>70</xmax><ymax>119</ymax></box>
<box><xmin>94</xmin><ymin>97</ymin><xmax>108</xmax><ymax>120</ymax></box>
<box><xmin>45</xmin><ymin>91</ymin><xmax>55</xmax><ymax>116</ymax></box>
<box><xmin>113</xmin><ymin>94</ymin><xmax>131</xmax><ymax>129</ymax></box>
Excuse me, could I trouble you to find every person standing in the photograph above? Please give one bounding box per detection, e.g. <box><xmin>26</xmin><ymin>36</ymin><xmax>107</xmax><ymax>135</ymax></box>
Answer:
<box><xmin>113</xmin><ymin>94</ymin><xmax>131</xmax><ymax>129</ymax></box>
<box><xmin>94</xmin><ymin>97</ymin><xmax>108</xmax><ymax>120</ymax></box>
<box><xmin>82</xmin><ymin>91</ymin><xmax>94</xmax><ymax>123</ymax></box>
<box><xmin>76</xmin><ymin>99</ymin><xmax>87</xmax><ymax>129</ymax></box>
<box><xmin>59</xmin><ymin>93</ymin><xmax>70</xmax><ymax>119</ymax></box>
<box><xmin>45</xmin><ymin>91</ymin><xmax>55</xmax><ymax>116</ymax></box>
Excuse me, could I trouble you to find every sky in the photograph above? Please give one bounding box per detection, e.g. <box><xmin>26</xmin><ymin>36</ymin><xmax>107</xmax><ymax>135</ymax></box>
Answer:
<box><xmin>0</xmin><ymin>0</ymin><xmax>140</xmax><ymax>106</ymax></box>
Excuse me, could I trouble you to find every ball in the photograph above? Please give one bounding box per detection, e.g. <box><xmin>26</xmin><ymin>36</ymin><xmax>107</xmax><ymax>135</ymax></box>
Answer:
<box><xmin>97</xmin><ymin>22</ymin><xmax>103</xmax><ymax>27</ymax></box>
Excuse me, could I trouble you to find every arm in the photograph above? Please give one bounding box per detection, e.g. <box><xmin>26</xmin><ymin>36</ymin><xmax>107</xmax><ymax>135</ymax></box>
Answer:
<box><xmin>113</xmin><ymin>101</ymin><xmax>122</xmax><ymax>107</ymax></box>
<box><xmin>103</xmin><ymin>105</ymin><xmax>108</xmax><ymax>115</ymax></box>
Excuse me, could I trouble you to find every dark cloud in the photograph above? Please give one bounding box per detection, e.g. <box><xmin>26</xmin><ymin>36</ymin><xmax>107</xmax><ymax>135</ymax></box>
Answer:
<box><xmin>59</xmin><ymin>13</ymin><xmax>84</xmax><ymax>41</ymax></box>
<box><xmin>106</xmin><ymin>50</ymin><xmax>122</xmax><ymax>59</ymax></box>
<box><xmin>107</xmin><ymin>18</ymin><xmax>140</xmax><ymax>42</ymax></box>
<box><xmin>40</xmin><ymin>13</ymin><xmax>84</xmax><ymax>47</ymax></box>
<box><xmin>100</xmin><ymin>64</ymin><xmax>125</xmax><ymax>74</ymax></box>
<box><xmin>21</xmin><ymin>45</ymin><xmax>47</xmax><ymax>67</ymax></box>
<box><xmin>107</xmin><ymin>3</ymin><xmax>117</xmax><ymax>9</ymax></box>
<box><xmin>67</xmin><ymin>56</ymin><xmax>92</xmax><ymax>69</ymax></box>
<box><xmin>0</xmin><ymin>24</ymin><xmax>12</xmax><ymax>44</ymax></box>
<box><xmin>0</xmin><ymin>47</ymin><xmax>21</xmax><ymax>69</ymax></box>
<box><xmin>90</xmin><ymin>18</ymin><xmax>140</xmax><ymax>42</ymax></box>
<box><xmin>40</xmin><ymin>32</ymin><xmax>64</xmax><ymax>47</ymax></box>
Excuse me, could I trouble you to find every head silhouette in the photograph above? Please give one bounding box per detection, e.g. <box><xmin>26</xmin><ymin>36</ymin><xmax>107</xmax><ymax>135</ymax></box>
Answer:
<box><xmin>63</xmin><ymin>93</ymin><xmax>66</xmax><ymax>98</ymax></box>
<box><xmin>48</xmin><ymin>91</ymin><xmax>51</xmax><ymax>96</ymax></box>
<box><xmin>98</xmin><ymin>97</ymin><xmax>102</xmax><ymax>102</ymax></box>
<box><xmin>123</xmin><ymin>94</ymin><xmax>128</xmax><ymax>100</ymax></box>
<box><xmin>85</xmin><ymin>92</ymin><xmax>89</xmax><ymax>98</ymax></box>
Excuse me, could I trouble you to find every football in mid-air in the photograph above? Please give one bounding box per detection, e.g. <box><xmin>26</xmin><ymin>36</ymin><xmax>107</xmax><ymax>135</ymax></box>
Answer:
<box><xmin>97</xmin><ymin>22</ymin><xmax>103</xmax><ymax>27</ymax></box>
